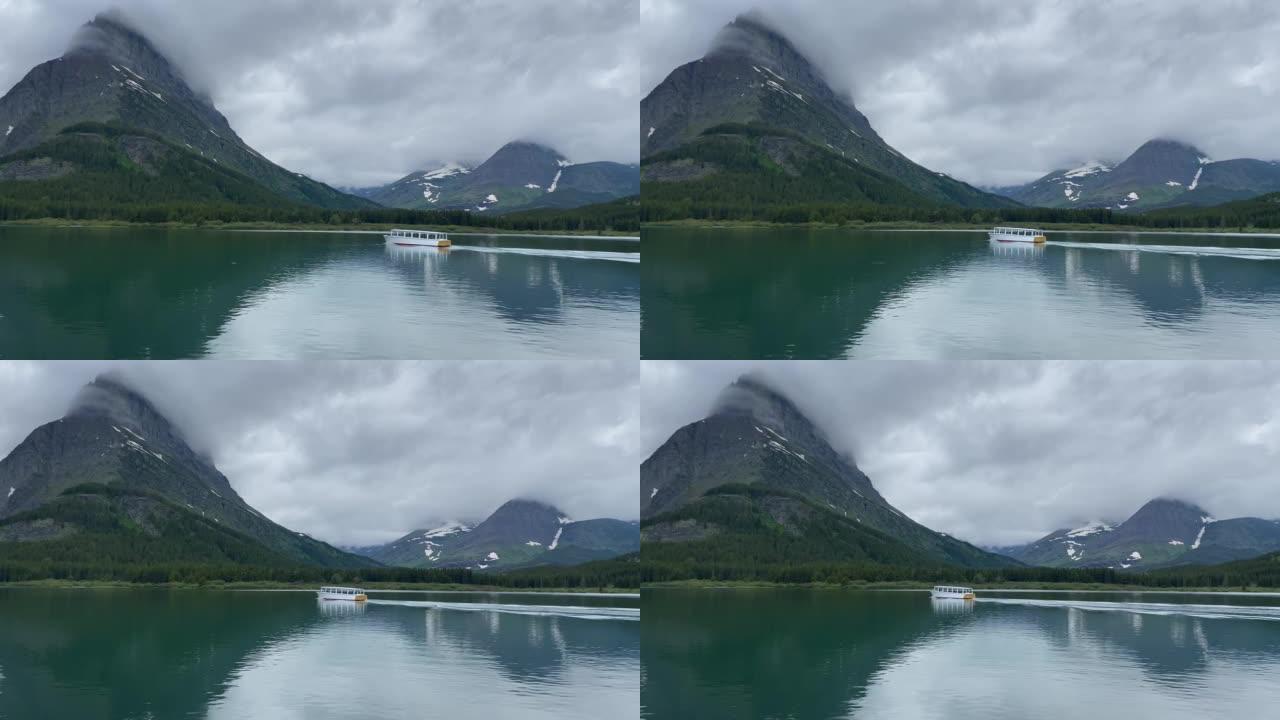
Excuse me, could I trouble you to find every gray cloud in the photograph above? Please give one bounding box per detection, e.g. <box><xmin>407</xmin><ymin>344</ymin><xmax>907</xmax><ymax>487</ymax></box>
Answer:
<box><xmin>0</xmin><ymin>0</ymin><xmax>640</xmax><ymax>187</ymax></box>
<box><xmin>640</xmin><ymin>0</ymin><xmax>1280</xmax><ymax>186</ymax></box>
<box><xmin>0</xmin><ymin>361</ymin><xmax>640</xmax><ymax>546</ymax></box>
<box><xmin>641</xmin><ymin>361</ymin><xmax>1280</xmax><ymax>547</ymax></box>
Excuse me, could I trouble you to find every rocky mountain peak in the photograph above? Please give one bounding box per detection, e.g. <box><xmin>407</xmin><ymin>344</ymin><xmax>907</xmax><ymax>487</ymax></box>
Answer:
<box><xmin>67</xmin><ymin>374</ymin><xmax>170</xmax><ymax>430</ymax></box>
<box><xmin>65</xmin><ymin>12</ymin><xmax>184</xmax><ymax>86</ymax></box>
<box><xmin>490</xmin><ymin>498</ymin><xmax>568</xmax><ymax>523</ymax></box>
<box><xmin>710</xmin><ymin>374</ymin><xmax>818</xmax><ymax>440</ymax></box>
<box><xmin>709</xmin><ymin>13</ymin><xmax>808</xmax><ymax>69</ymax></box>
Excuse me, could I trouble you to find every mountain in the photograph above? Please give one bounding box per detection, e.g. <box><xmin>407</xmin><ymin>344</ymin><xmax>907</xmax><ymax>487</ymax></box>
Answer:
<box><xmin>354</xmin><ymin>142</ymin><xmax>639</xmax><ymax>213</ymax></box>
<box><xmin>1000</xmin><ymin>498</ymin><xmax>1280</xmax><ymax>569</ymax></box>
<box><xmin>998</xmin><ymin>139</ymin><xmax>1280</xmax><ymax>210</ymax></box>
<box><xmin>0</xmin><ymin>13</ymin><xmax>372</xmax><ymax>210</ymax></box>
<box><xmin>350</xmin><ymin>499</ymin><xmax>639</xmax><ymax>571</ymax></box>
<box><xmin>641</xmin><ymin>375</ymin><xmax>1011</xmax><ymax>570</ymax></box>
<box><xmin>0</xmin><ymin>374</ymin><xmax>374</xmax><ymax>567</ymax></box>
<box><xmin>640</xmin><ymin>14</ymin><xmax>1015</xmax><ymax>211</ymax></box>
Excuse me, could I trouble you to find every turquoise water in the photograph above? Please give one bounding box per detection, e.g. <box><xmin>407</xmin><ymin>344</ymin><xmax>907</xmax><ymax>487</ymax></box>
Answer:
<box><xmin>0</xmin><ymin>226</ymin><xmax>639</xmax><ymax>359</ymax></box>
<box><xmin>0</xmin><ymin>588</ymin><xmax>639</xmax><ymax>719</ymax></box>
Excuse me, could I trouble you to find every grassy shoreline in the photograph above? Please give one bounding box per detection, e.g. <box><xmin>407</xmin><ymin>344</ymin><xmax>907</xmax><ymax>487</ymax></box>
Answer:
<box><xmin>1</xmin><ymin>578</ymin><xmax>638</xmax><ymax>593</ymax></box>
<box><xmin>643</xmin><ymin>579</ymin><xmax>1271</xmax><ymax>593</ymax></box>
<box><xmin>642</xmin><ymin>219</ymin><xmax>1280</xmax><ymax>236</ymax></box>
<box><xmin>0</xmin><ymin>218</ymin><xmax>639</xmax><ymax>237</ymax></box>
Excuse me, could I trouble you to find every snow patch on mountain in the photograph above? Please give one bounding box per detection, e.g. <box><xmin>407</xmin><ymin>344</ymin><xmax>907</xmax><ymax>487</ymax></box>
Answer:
<box><xmin>1066</xmin><ymin>521</ymin><xmax>1113</xmax><ymax>538</ymax></box>
<box><xmin>1189</xmin><ymin>167</ymin><xmax>1204</xmax><ymax>190</ymax></box>
<box><xmin>1128</xmin><ymin>551</ymin><xmax>1142</xmax><ymax>560</ymax></box>
<box><xmin>421</xmin><ymin>522</ymin><xmax>471</xmax><ymax>539</ymax></box>
<box><xmin>648</xmin><ymin>126</ymin><xmax>655</xmax><ymax>138</ymax></box>
<box><xmin>1064</xmin><ymin>161</ymin><xmax>1113</xmax><ymax>179</ymax></box>
<box><xmin>486</xmin><ymin>551</ymin><xmax>499</xmax><ymax>561</ymax></box>
<box><xmin>4</xmin><ymin>126</ymin><xmax>11</xmax><ymax>137</ymax></box>
<box><xmin>548</xmin><ymin>526</ymin><xmax>563</xmax><ymax>550</ymax></box>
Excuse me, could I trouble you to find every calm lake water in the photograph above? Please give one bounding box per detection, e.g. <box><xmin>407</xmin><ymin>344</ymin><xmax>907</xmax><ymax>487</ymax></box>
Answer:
<box><xmin>642</xmin><ymin>227</ymin><xmax>1280</xmax><ymax>359</ymax></box>
<box><xmin>0</xmin><ymin>588</ymin><xmax>639</xmax><ymax>719</ymax></box>
<box><xmin>642</xmin><ymin>588</ymin><xmax>1280</xmax><ymax>720</ymax></box>
<box><xmin>0</xmin><ymin>226</ymin><xmax>639</xmax><ymax>359</ymax></box>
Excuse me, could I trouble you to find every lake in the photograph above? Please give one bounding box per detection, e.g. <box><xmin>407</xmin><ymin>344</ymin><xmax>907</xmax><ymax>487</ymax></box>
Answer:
<box><xmin>641</xmin><ymin>227</ymin><xmax>1280</xmax><ymax>359</ymax></box>
<box><xmin>641</xmin><ymin>588</ymin><xmax>1280</xmax><ymax>720</ymax></box>
<box><xmin>0</xmin><ymin>226</ymin><xmax>639</xmax><ymax>359</ymax></box>
<box><xmin>0</xmin><ymin>588</ymin><xmax>639</xmax><ymax>719</ymax></box>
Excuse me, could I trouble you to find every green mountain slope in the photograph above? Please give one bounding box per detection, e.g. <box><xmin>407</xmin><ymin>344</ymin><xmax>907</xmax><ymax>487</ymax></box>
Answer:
<box><xmin>0</xmin><ymin>123</ymin><xmax>305</xmax><ymax>208</ymax></box>
<box><xmin>642</xmin><ymin>484</ymin><xmax>1000</xmax><ymax>572</ymax></box>
<box><xmin>0</xmin><ymin>484</ymin><xmax>304</xmax><ymax>566</ymax></box>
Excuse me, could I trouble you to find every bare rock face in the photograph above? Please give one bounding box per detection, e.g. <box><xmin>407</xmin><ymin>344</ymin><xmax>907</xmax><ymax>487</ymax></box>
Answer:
<box><xmin>0</xmin><ymin>157</ymin><xmax>77</xmax><ymax>181</ymax></box>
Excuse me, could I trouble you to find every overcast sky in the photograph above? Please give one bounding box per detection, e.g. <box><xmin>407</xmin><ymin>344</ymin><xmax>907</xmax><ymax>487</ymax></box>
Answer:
<box><xmin>641</xmin><ymin>362</ymin><xmax>1280</xmax><ymax>547</ymax></box>
<box><xmin>0</xmin><ymin>361</ymin><xmax>640</xmax><ymax>546</ymax></box>
<box><xmin>0</xmin><ymin>0</ymin><xmax>640</xmax><ymax>187</ymax></box>
<box><xmin>641</xmin><ymin>0</ymin><xmax>1280</xmax><ymax>187</ymax></box>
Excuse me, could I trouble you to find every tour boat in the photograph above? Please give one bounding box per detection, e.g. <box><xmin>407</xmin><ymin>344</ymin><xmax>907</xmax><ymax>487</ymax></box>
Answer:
<box><xmin>385</xmin><ymin>228</ymin><xmax>451</xmax><ymax>247</ymax></box>
<box><xmin>988</xmin><ymin>227</ymin><xmax>1047</xmax><ymax>244</ymax></box>
<box><xmin>931</xmin><ymin>585</ymin><xmax>976</xmax><ymax>600</ymax></box>
<box><xmin>318</xmin><ymin>585</ymin><xmax>368</xmax><ymax>602</ymax></box>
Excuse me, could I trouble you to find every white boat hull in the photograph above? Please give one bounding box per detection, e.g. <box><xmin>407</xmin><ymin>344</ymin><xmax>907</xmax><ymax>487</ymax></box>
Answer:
<box><xmin>931</xmin><ymin>590</ymin><xmax>976</xmax><ymax>600</ymax></box>
<box><xmin>318</xmin><ymin>590</ymin><xmax>368</xmax><ymax>602</ymax></box>
<box><xmin>988</xmin><ymin>232</ymin><xmax>1047</xmax><ymax>244</ymax></box>
<box><xmin>385</xmin><ymin>235</ymin><xmax>450</xmax><ymax>248</ymax></box>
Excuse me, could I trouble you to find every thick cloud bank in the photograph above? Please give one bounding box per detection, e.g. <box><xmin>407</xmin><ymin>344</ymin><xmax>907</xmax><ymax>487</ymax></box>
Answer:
<box><xmin>642</xmin><ymin>361</ymin><xmax>1280</xmax><ymax>547</ymax></box>
<box><xmin>640</xmin><ymin>0</ymin><xmax>1280</xmax><ymax>186</ymax></box>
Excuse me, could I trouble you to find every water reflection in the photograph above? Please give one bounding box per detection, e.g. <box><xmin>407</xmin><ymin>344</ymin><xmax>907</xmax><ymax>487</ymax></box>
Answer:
<box><xmin>930</xmin><ymin>598</ymin><xmax>976</xmax><ymax>615</ymax></box>
<box><xmin>988</xmin><ymin>240</ymin><xmax>1045</xmax><ymax>258</ymax></box>
<box><xmin>643</xmin><ymin>228</ymin><xmax>1280</xmax><ymax>359</ymax></box>
<box><xmin>0</xmin><ymin>226</ymin><xmax>639</xmax><ymax>359</ymax></box>
<box><xmin>0</xmin><ymin>589</ymin><xmax>638</xmax><ymax>720</ymax></box>
<box><xmin>642</xmin><ymin>589</ymin><xmax>1280</xmax><ymax>720</ymax></box>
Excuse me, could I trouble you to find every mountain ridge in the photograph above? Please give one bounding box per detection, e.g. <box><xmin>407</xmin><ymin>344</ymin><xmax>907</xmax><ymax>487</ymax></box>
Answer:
<box><xmin>641</xmin><ymin>375</ymin><xmax>1011</xmax><ymax>570</ymax></box>
<box><xmin>354</xmin><ymin>141</ymin><xmax>639</xmax><ymax>213</ymax></box>
<box><xmin>0</xmin><ymin>374</ymin><xmax>374</xmax><ymax>568</ymax></box>
<box><xmin>998</xmin><ymin>138</ymin><xmax>1280</xmax><ymax>210</ymax></box>
<box><xmin>640</xmin><ymin>14</ymin><xmax>1016</xmax><ymax>211</ymax></box>
<box><xmin>350</xmin><ymin>498</ymin><xmax>639</xmax><ymax>571</ymax></box>
<box><xmin>0</xmin><ymin>13</ymin><xmax>373</xmax><ymax>210</ymax></box>
<box><xmin>998</xmin><ymin>498</ymin><xmax>1280</xmax><ymax>569</ymax></box>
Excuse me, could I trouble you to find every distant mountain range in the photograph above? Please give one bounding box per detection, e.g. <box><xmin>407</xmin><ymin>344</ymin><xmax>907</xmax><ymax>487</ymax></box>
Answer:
<box><xmin>0</xmin><ymin>13</ymin><xmax>372</xmax><ymax>210</ymax></box>
<box><xmin>641</xmin><ymin>376</ymin><xmax>1010</xmax><ymax>570</ymax></box>
<box><xmin>349</xmin><ymin>141</ymin><xmax>639</xmax><ymax>214</ymax></box>
<box><xmin>0</xmin><ymin>375</ymin><xmax>373</xmax><ymax>568</ymax></box>
<box><xmin>992</xmin><ymin>498</ymin><xmax>1280</xmax><ymax>569</ymax></box>
<box><xmin>348</xmin><ymin>499</ymin><xmax>638</xmax><ymax>571</ymax></box>
<box><xmin>993</xmin><ymin>139</ymin><xmax>1280</xmax><ymax>211</ymax></box>
<box><xmin>640</xmin><ymin>14</ymin><xmax>1016</xmax><ymax>212</ymax></box>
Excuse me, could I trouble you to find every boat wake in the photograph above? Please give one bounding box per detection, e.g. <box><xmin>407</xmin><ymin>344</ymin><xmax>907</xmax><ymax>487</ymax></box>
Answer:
<box><xmin>366</xmin><ymin>598</ymin><xmax>640</xmax><ymax>621</ymax></box>
<box><xmin>1047</xmin><ymin>241</ymin><xmax>1280</xmax><ymax>261</ymax></box>
<box><xmin>978</xmin><ymin>597</ymin><xmax>1280</xmax><ymax>622</ymax></box>
<box><xmin>450</xmin><ymin>245</ymin><xmax>639</xmax><ymax>264</ymax></box>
